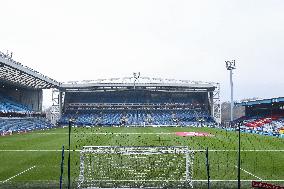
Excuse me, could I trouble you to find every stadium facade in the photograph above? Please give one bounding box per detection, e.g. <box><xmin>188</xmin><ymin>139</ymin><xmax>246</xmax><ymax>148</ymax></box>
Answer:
<box><xmin>55</xmin><ymin>77</ymin><xmax>220</xmax><ymax>126</ymax></box>
<box><xmin>0</xmin><ymin>51</ymin><xmax>59</xmax><ymax>134</ymax></box>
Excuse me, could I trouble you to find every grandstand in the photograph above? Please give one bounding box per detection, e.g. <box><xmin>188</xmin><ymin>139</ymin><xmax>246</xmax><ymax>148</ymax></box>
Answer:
<box><xmin>237</xmin><ymin>97</ymin><xmax>284</xmax><ymax>138</ymax></box>
<box><xmin>0</xmin><ymin>51</ymin><xmax>59</xmax><ymax>135</ymax></box>
<box><xmin>0</xmin><ymin>93</ymin><xmax>32</xmax><ymax>114</ymax></box>
<box><xmin>57</xmin><ymin>77</ymin><xmax>220</xmax><ymax>127</ymax></box>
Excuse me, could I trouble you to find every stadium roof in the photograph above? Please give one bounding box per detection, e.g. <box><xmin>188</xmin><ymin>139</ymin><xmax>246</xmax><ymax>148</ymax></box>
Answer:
<box><xmin>238</xmin><ymin>97</ymin><xmax>284</xmax><ymax>106</ymax></box>
<box><xmin>0</xmin><ymin>50</ymin><xmax>218</xmax><ymax>92</ymax></box>
<box><xmin>61</xmin><ymin>77</ymin><xmax>218</xmax><ymax>92</ymax></box>
<box><xmin>0</xmin><ymin>52</ymin><xmax>60</xmax><ymax>89</ymax></box>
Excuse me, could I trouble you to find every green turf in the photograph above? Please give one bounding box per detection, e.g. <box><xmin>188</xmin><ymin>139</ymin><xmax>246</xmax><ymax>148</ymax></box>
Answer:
<box><xmin>0</xmin><ymin>126</ymin><xmax>283</xmax><ymax>188</ymax></box>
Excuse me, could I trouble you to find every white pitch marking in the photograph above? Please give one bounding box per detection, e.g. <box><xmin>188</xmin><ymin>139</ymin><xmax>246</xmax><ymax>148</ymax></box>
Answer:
<box><xmin>34</xmin><ymin>132</ymin><xmax>173</xmax><ymax>135</ymax></box>
<box><xmin>0</xmin><ymin>149</ymin><xmax>283</xmax><ymax>152</ymax></box>
<box><xmin>75</xmin><ymin>179</ymin><xmax>284</xmax><ymax>182</ymax></box>
<box><xmin>234</xmin><ymin>166</ymin><xmax>263</xmax><ymax>180</ymax></box>
<box><xmin>1</xmin><ymin>166</ymin><xmax>36</xmax><ymax>183</ymax></box>
<box><xmin>0</xmin><ymin>150</ymin><xmax>65</xmax><ymax>152</ymax></box>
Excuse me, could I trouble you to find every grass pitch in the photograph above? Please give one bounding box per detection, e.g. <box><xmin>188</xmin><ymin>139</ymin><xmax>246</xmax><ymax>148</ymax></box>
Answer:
<box><xmin>0</xmin><ymin>126</ymin><xmax>283</xmax><ymax>188</ymax></box>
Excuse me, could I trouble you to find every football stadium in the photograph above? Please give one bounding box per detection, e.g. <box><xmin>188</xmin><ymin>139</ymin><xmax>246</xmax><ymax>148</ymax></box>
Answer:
<box><xmin>0</xmin><ymin>51</ymin><xmax>283</xmax><ymax>189</ymax></box>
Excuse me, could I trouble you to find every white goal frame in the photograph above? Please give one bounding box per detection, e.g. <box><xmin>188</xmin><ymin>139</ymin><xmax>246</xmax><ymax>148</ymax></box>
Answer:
<box><xmin>78</xmin><ymin>146</ymin><xmax>194</xmax><ymax>189</ymax></box>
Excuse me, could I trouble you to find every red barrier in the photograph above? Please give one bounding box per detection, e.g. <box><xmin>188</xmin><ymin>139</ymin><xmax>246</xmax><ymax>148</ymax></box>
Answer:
<box><xmin>252</xmin><ymin>181</ymin><xmax>284</xmax><ymax>189</ymax></box>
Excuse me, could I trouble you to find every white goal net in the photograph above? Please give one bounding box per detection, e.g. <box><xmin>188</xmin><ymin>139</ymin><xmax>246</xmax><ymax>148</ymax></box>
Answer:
<box><xmin>78</xmin><ymin>146</ymin><xmax>194</xmax><ymax>189</ymax></box>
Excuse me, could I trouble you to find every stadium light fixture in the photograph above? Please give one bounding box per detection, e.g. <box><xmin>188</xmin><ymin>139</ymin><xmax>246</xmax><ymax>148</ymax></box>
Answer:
<box><xmin>226</xmin><ymin>60</ymin><xmax>236</xmax><ymax>71</ymax></box>
<box><xmin>226</xmin><ymin>60</ymin><xmax>240</xmax><ymax>189</ymax></box>
<box><xmin>225</xmin><ymin>60</ymin><xmax>236</xmax><ymax>122</ymax></box>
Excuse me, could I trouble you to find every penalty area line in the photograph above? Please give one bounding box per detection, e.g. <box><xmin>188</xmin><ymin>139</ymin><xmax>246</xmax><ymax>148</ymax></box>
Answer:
<box><xmin>1</xmin><ymin>165</ymin><xmax>36</xmax><ymax>183</ymax></box>
<box><xmin>235</xmin><ymin>166</ymin><xmax>263</xmax><ymax>180</ymax></box>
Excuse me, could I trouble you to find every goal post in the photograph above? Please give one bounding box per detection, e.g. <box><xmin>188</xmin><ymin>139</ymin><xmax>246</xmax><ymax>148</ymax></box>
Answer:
<box><xmin>78</xmin><ymin>146</ymin><xmax>194</xmax><ymax>189</ymax></box>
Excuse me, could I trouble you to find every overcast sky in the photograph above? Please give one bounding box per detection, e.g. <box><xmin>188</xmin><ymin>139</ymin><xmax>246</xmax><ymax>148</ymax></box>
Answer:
<box><xmin>0</xmin><ymin>0</ymin><xmax>284</xmax><ymax>107</ymax></box>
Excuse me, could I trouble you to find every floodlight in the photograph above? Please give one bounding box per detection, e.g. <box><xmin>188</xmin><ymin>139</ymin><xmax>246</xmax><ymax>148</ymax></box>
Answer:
<box><xmin>226</xmin><ymin>60</ymin><xmax>236</xmax><ymax>70</ymax></box>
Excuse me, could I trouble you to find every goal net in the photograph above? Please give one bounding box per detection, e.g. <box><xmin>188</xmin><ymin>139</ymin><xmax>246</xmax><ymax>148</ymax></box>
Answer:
<box><xmin>78</xmin><ymin>146</ymin><xmax>194</xmax><ymax>189</ymax></box>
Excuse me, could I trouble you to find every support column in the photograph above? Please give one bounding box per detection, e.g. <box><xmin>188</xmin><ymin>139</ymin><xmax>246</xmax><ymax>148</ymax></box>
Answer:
<box><xmin>212</xmin><ymin>83</ymin><xmax>221</xmax><ymax>124</ymax></box>
<box><xmin>51</xmin><ymin>89</ymin><xmax>60</xmax><ymax>124</ymax></box>
<box><xmin>59</xmin><ymin>92</ymin><xmax>63</xmax><ymax>118</ymax></box>
<box><xmin>209</xmin><ymin>92</ymin><xmax>214</xmax><ymax>117</ymax></box>
<box><xmin>230</xmin><ymin>69</ymin><xmax>234</xmax><ymax>122</ymax></box>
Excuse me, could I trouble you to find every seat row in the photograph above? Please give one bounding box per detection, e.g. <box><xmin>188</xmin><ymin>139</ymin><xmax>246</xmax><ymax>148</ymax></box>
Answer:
<box><xmin>0</xmin><ymin>117</ymin><xmax>53</xmax><ymax>135</ymax></box>
<box><xmin>59</xmin><ymin>109</ymin><xmax>215</xmax><ymax>127</ymax></box>
<box><xmin>0</xmin><ymin>94</ymin><xmax>32</xmax><ymax>113</ymax></box>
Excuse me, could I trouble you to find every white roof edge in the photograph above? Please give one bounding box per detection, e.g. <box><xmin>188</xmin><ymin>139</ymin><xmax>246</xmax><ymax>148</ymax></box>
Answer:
<box><xmin>61</xmin><ymin>77</ymin><xmax>219</xmax><ymax>86</ymax></box>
